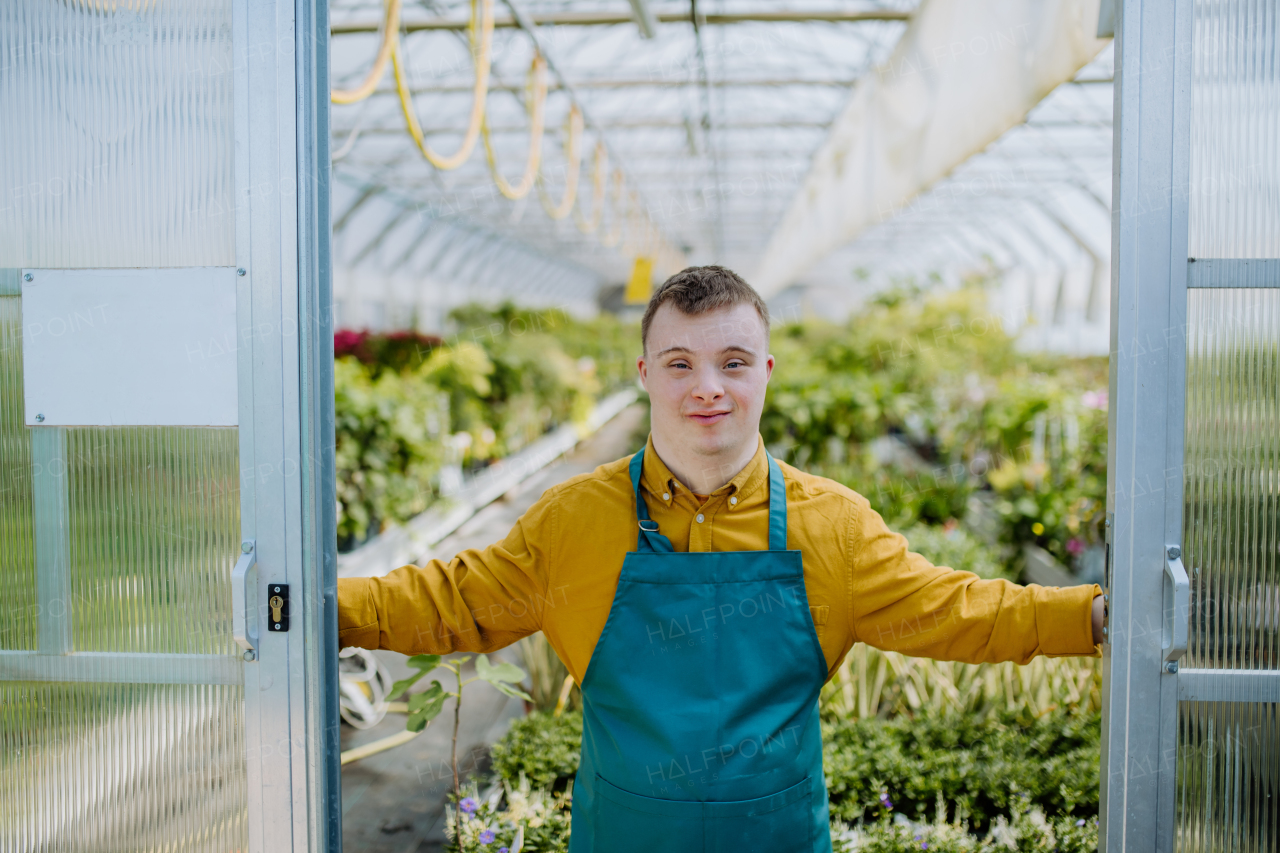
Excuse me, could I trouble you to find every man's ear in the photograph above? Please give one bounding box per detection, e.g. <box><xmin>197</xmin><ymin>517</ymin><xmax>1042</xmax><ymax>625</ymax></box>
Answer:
<box><xmin>636</xmin><ymin>353</ymin><xmax>649</xmax><ymax>391</ymax></box>
<box><xmin>764</xmin><ymin>354</ymin><xmax>775</xmax><ymax>382</ymax></box>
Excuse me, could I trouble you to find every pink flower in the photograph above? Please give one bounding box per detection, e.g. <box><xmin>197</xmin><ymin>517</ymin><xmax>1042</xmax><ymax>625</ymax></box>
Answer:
<box><xmin>1082</xmin><ymin>390</ymin><xmax>1108</xmax><ymax>410</ymax></box>
<box><xmin>1066</xmin><ymin>538</ymin><xmax>1085</xmax><ymax>556</ymax></box>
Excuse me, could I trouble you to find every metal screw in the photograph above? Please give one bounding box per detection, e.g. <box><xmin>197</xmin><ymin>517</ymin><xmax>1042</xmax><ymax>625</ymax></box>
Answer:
<box><xmin>243</xmin><ymin>650</ymin><xmax>256</xmax><ymax>662</ymax></box>
<box><xmin>1167</xmin><ymin>545</ymin><xmax>1181</xmax><ymax>560</ymax></box>
<box><xmin>237</xmin><ymin>268</ymin><xmax>246</xmax><ymax>276</ymax></box>
<box><xmin>1165</xmin><ymin>661</ymin><xmax>1179</xmax><ymax>674</ymax></box>
<box><xmin>23</xmin><ymin>273</ymin><xmax>33</xmax><ymax>282</ymax></box>
<box><xmin>241</xmin><ymin>541</ymin><xmax>252</xmax><ymax>553</ymax></box>
<box><xmin>34</xmin><ymin>413</ymin><xmax>44</xmax><ymax>423</ymax></box>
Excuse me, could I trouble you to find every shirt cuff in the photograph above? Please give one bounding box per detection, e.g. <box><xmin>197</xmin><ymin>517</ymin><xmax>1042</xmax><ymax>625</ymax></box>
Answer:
<box><xmin>1035</xmin><ymin>583</ymin><xmax>1103</xmax><ymax>657</ymax></box>
<box><xmin>337</xmin><ymin>577</ymin><xmax>381</xmax><ymax>649</ymax></box>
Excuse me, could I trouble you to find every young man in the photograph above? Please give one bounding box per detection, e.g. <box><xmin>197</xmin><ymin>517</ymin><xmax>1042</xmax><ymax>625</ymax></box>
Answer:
<box><xmin>338</xmin><ymin>266</ymin><xmax>1104</xmax><ymax>852</ymax></box>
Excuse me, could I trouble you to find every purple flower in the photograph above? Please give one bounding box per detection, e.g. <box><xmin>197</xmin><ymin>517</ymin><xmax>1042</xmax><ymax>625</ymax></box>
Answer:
<box><xmin>499</xmin><ymin>848</ymin><xmax>509</xmax><ymax>853</ymax></box>
<box><xmin>1077</xmin><ymin>818</ymin><xmax>1086</xmax><ymax>827</ymax></box>
<box><xmin>459</xmin><ymin>797</ymin><xmax>478</xmax><ymax>814</ymax></box>
<box><xmin>921</xmin><ymin>844</ymin><xmax>928</xmax><ymax>850</ymax></box>
<box><xmin>478</xmin><ymin>829</ymin><xmax>495</xmax><ymax>844</ymax></box>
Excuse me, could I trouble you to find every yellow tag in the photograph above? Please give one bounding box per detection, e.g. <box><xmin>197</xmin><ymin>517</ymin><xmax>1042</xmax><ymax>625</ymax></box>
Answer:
<box><xmin>625</xmin><ymin>257</ymin><xmax>654</xmax><ymax>304</ymax></box>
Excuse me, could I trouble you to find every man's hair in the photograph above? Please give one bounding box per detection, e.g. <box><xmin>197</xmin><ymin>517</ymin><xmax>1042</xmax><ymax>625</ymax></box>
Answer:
<box><xmin>640</xmin><ymin>265</ymin><xmax>770</xmax><ymax>352</ymax></box>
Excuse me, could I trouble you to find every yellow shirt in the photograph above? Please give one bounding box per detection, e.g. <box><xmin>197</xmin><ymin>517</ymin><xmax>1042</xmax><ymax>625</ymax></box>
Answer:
<box><xmin>337</xmin><ymin>435</ymin><xmax>1101</xmax><ymax>684</ymax></box>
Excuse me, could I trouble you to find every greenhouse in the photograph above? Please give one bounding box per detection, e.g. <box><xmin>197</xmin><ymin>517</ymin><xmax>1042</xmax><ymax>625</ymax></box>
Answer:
<box><xmin>0</xmin><ymin>0</ymin><xmax>1277</xmax><ymax>852</ymax></box>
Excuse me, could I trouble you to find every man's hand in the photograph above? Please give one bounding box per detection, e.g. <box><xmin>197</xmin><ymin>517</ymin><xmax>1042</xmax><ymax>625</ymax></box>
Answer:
<box><xmin>1091</xmin><ymin>594</ymin><xmax>1107</xmax><ymax>645</ymax></box>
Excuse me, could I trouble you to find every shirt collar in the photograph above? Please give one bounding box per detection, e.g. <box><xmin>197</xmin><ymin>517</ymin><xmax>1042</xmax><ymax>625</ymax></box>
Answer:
<box><xmin>640</xmin><ymin>433</ymin><xmax>769</xmax><ymax>506</ymax></box>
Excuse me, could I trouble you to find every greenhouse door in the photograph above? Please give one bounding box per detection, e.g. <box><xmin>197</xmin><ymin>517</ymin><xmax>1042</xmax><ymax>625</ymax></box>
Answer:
<box><xmin>0</xmin><ymin>1</ymin><xmax>339</xmax><ymax>851</ymax></box>
<box><xmin>1103</xmin><ymin>0</ymin><xmax>1279</xmax><ymax>850</ymax></box>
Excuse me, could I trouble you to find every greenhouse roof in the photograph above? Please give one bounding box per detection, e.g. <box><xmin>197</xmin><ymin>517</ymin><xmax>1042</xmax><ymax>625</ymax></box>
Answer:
<box><xmin>328</xmin><ymin>0</ymin><xmax>1114</xmax><ymax>339</ymax></box>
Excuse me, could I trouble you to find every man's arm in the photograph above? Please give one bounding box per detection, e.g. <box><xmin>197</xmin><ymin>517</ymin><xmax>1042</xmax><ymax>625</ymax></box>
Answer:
<box><xmin>846</xmin><ymin>494</ymin><xmax>1102</xmax><ymax>665</ymax></box>
<box><xmin>337</xmin><ymin>489</ymin><xmax>557</xmax><ymax>656</ymax></box>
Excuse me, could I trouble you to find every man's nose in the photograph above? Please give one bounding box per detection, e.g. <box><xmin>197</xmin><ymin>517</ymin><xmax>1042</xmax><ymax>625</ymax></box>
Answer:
<box><xmin>691</xmin><ymin>365</ymin><xmax>724</xmax><ymax>400</ymax></box>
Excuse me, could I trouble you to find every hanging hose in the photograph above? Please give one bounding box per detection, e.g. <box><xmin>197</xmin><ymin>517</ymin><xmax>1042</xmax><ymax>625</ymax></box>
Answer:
<box><xmin>600</xmin><ymin>169</ymin><xmax>626</xmax><ymax>248</ymax></box>
<box><xmin>338</xmin><ymin>647</ymin><xmax>397</xmax><ymax>730</ymax></box>
<box><xmin>574</xmin><ymin>142</ymin><xmax>608</xmax><ymax>234</ymax></box>
<box><xmin>332</xmin><ymin>0</ymin><xmax>403</xmax><ymax>105</ymax></box>
<box><xmin>538</xmin><ymin>105</ymin><xmax>584</xmax><ymax>219</ymax></box>
<box><xmin>393</xmin><ymin>0</ymin><xmax>495</xmax><ymax>171</ymax></box>
<box><xmin>481</xmin><ymin>55</ymin><xmax>548</xmax><ymax>200</ymax></box>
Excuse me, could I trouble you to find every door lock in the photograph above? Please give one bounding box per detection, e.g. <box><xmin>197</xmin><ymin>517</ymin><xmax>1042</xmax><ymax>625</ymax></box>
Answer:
<box><xmin>267</xmin><ymin>583</ymin><xmax>290</xmax><ymax>632</ymax></box>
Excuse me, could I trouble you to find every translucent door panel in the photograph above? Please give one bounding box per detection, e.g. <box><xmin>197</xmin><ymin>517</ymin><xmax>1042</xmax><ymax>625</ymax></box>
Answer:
<box><xmin>0</xmin><ymin>1</ymin><xmax>235</xmax><ymax>268</ymax></box>
<box><xmin>1176</xmin><ymin>702</ymin><xmax>1280</xmax><ymax>853</ymax></box>
<box><xmin>0</xmin><ymin>683</ymin><xmax>247</xmax><ymax>851</ymax></box>
<box><xmin>1175</xmin><ymin>0</ymin><xmax>1280</xmax><ymax>849</ymax></box>
<box><xmin>1183</xmin><ymin>290</ymin><xmax>1280</xmax><ymax>672</ymax></box>
<box><xmin>0</xmin><ymin>291</ymin><xmax>247</xmax><ymax>851</ymax></box>
<box><xmin>0</xmin><ymin>0</ymin><xmax>248</xmax><ymax>847</ymax></box>
<box><xmin>1106</xmin><ymin>1</ymin><xmax>1280</xmax><ymax>850</ymax></box>
<box><xmin>1188</xmin><ymin>0</ymin><xmax>1280</xmax><ymax>260</ymax></box>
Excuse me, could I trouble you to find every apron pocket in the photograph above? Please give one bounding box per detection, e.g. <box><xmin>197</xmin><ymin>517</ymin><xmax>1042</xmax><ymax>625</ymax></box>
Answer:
<box><xmin>593</xmin><ymin>774</ymin><xmax>813</xmax><ymax>853</ymax></box>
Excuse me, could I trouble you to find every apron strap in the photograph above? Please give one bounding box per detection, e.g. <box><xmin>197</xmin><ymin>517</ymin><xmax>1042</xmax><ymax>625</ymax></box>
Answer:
<box><xmin>766</xmin><ymin>451</ymin><xmax>788</xmax><ymax>551</ymax></box>
<box><xmin>629</xmin><ymin>446</ymin><xmax>788</xmax><ymax>552</ymax></box>
<box><xmin>630</xmin><ymin>449</ymin><xmax>674</xmax><ymax>552</ymax></box>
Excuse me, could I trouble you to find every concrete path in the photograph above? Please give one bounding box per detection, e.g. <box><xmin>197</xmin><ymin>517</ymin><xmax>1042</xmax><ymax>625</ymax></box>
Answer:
<box><xmin>339</xmin><ymin>403</ymin><xmax>646</xmax><ymax>852</ymax></box>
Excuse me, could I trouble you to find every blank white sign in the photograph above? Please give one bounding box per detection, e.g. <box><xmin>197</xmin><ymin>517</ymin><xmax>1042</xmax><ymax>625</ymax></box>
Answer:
<box><xmin>21</xmin><ymin>267</ymin><xmax>239</xmax><ymax>426</ymax></box>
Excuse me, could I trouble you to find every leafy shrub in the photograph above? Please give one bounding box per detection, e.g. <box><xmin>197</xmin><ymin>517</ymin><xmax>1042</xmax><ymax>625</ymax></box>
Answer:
<box><xmin>894</xmin><ymin>523</ymin><xmax>1010</xmax><ymax>581</ymax></box>
<box><xmin>832</xmin><ymin>807</ymin><xmax>1098</xmax><ymax>853</ymax></box>
<box><xmin>333</xmin><ymin>328</ymin><xmax>443</xmax><ymax>376</ymax></box>
<box><xmin>334</xmin><ymin>358</ymin><xmax>450</xmax><ymax>547</ymax></box>
<box><xmin>489</xmin><ymin>710</ymin><xmax>582</xmax><ymax>793</ymax></box>
<box><xmin>446</xmin><ymin>778</ymin><xmax>571</xmax><ymax>853</ymax></box>
<box><xmin>761</xmin><ymin>280</ymin><xmax>1108</xmax><ymax>578</ymax></box>
<box><xmin>823</xmin><ymin>710</ymin><xmax>1100</xmax><ymax>833</ymax></box>
<box><xmin>489</xmin><ymin>703</ymin><xmax>1100</xmax><ymax>840</ymax></box>
<box><xmin>820</xmin><ymin>647</ymin><xmax>1102</xmax><ymax>723</ymax></box>
<box><xmin>334</xmin><ymin>306</ymin><xmax>639</xmax><ymax>546</ymax></box>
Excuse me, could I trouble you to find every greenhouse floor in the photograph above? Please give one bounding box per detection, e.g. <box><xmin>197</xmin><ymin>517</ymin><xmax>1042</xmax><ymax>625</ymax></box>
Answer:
<box><xmin>339</xmin><ymin>402</ymin><xmax>646</xmax><ymax>852</ymax></box>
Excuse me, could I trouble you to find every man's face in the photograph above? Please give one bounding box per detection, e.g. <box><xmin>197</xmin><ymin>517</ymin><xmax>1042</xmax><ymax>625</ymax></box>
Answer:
<box><xmin>638</xmin><ymin>302</ymin><xmax>774</xmax><ymax>463</ymax></box>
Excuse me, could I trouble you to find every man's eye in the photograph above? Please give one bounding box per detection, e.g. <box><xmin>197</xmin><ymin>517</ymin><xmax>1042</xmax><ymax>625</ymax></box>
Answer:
<box><xmin>725</xmin><ymin>360</ymin><xmax>745</xmax><ymax>369</ymax></box>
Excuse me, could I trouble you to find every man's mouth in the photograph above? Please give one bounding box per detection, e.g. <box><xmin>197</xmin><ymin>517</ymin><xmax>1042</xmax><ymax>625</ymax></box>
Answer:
<box><xmin>687</xmin><ymin>410</ymin><xmax>731</xmax><ymax>425</ymax></box>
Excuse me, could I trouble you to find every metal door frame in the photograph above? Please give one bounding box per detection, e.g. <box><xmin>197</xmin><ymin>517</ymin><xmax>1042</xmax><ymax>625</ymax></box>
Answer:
<box><xmin>1103</xmin><ymin>1</ymin><xmax>1280</xmax><ymax>850</ymax></box>
<box><xmin>234</xmin><ymin>0</ymin><xmax>339</xmax><ymax>849</ymax></box>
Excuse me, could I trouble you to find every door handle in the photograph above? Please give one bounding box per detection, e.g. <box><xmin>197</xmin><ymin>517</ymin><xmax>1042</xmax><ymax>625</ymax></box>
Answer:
<box><xmin>233</xmin><ymin>540</ymin><xmax>258</xmax><ymax>654</ymax></box>
<box><xmin>1163</xmin><ymin>546</ymin><xmax>1189</xmax><ymax>666</ymax></box>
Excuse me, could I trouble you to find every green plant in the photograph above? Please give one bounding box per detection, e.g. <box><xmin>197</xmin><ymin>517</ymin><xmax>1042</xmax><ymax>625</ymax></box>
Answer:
<box><xmin>445</xmin><ymin>777</ymin><xmax>572</xmax><ymax>853</ymax></box>
<box><xmin>489</xmin><ymin>710</ymin><xmax>582</xmax><ymax>793</ymax></box>
<box><xmin>894</xmin><ymin>522</ymin><xmax>1011</xmax><ymax>581</ymax></box>
<box><xmin>333</xmin><ymin>357</ymin><xmax>450</xmax><ymax>547</ymax></box>
<box><xmin>822</xmin><ymin>709</ymin><xmax>1100</xmax><ymax>833</ymax></box>
<box><xmin>820</xmin><ymin>646</ymin><xmax>1101</xmax><ymax>723</ymax></box>
<box><xmin>334</xmin><ymin>307</ymin><xmax>641</xmax><ymax>546</ymax></box>
<box><xmin>759</xmin><ymin>281</ymin><xmax>1109</xmax><ymax>578</ymax></box>
<box><xmin>516</xmin><ymin>633</ymin><xmax>580</xmax><ymax>714</ymax></box>
<box><xmin>831</xmin><ymin>801</ymin><xmax>1099</xmax><ymax>853</ymax></box>
<box><xmin>390</xmin><ymin>654</ymin><xmax>532</xmax><ymax>795</ymax></box>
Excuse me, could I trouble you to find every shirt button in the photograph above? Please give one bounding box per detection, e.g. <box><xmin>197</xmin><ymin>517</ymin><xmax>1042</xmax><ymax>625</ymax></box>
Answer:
<box><xmin>696</xmin><ymin>514</ymin><xmax>705</xmax><ymax>523</ymax></box>
<box><xmin>663</xmin><ymin>492</ymin><xmax>670</xmax><ymax>501</ymax></box>
<box><xmin>729</xmin><ymin>496</ymin><xmax>737</xmax><ymax>506</ymax></box>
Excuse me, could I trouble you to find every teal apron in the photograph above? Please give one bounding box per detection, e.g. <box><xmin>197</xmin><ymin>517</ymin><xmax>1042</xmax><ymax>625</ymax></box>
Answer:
<box><xmin>568</xmin><ymin>448</ymin><xmax>832</xmax><ymax>853</ymax></box>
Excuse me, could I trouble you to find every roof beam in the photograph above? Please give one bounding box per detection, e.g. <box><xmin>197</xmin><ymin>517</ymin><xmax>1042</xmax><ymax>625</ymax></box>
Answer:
<box><xmin>627</xmin><ymin>0</ymin><xmax>659</xmax><ymax>38</ymax></box>
<box><xmin>331</xmin><ymin>9</ymin><xmax>910</xmax><ymax>34</ymax></box>
<box><xmin>355</xmin><ymin>77</ymin><xmax>859</xmax><ymax>95</ymax></box>
<box><xmin>753</xmin><ymin>0</ymin><xmax>1111</xmax><ymax>296</ymax></box>
<box><xmin>332</xmin><ymin>120</ymin><xmax>829</xmax><ymax>135</ymax></box>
